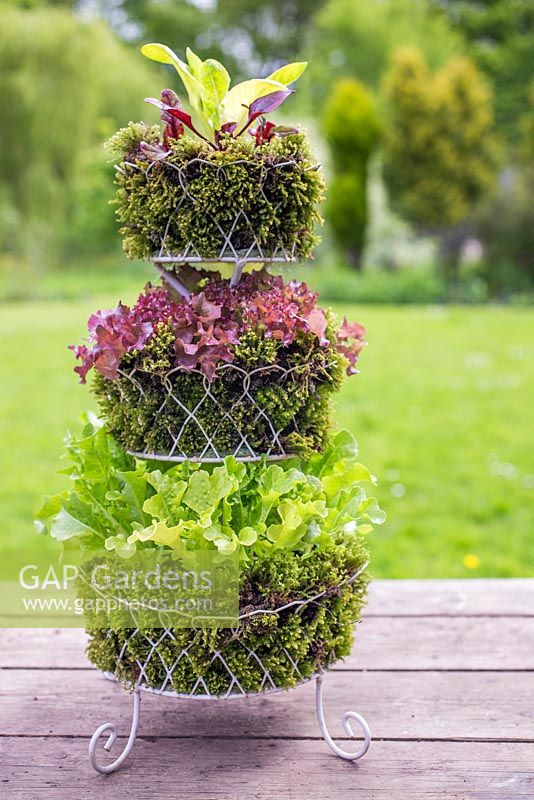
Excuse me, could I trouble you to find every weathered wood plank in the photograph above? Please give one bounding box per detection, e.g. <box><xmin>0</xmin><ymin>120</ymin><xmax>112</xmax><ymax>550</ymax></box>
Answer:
<box><xmin>1</xmin><ymin>580</ymin><xmax>531</xmax><ymax>670</ymax></box>
<box><xmin>346</xmin><ymin>615</ymin><xmax>534</xmax><ymax>670</ymax></box>
<box><xmin>1</xmin><ymin>668</ymin><xmax>533</xmax><ymax>741</ymax></box>
<box><xmin>2</xmin><ymin>581</ymin><xmax>533</xmax><ymax>797</ymax></box>
<box><xmin>366</xmin><ymin>579</ymin><xmax>534</xmax><ymax>616</ymax></box>
<box><xmin>0</xmin><ymin>738</ymin><xmax>532</xmax><ymax>800</ymax></box>
<box><xmin>2</xmin><ymin>613</ymin><xmax>534</xmax><ymax>671</ymax></box>
<box><xmin>0</xmin><ymin>629</ymin><xmax>88</xmax><ymax>669</ymax></box>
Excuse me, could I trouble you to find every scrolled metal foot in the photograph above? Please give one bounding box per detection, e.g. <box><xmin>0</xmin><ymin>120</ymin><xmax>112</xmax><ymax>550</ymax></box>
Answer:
<box><xmin>315</xmin><ymin>673</ymin><xmax>371</xmax><ymax>761</ymax></box>
<box><xmin>89</xmin><ymin>687</ymin><xmax>141</xmax><ymax>774</ymax></box>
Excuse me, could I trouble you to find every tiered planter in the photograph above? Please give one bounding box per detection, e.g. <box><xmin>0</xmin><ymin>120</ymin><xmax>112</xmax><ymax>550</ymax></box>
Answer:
<box><xmin>37</xmin><ymin>46</ymin><xmax>384</xmax><ymax>775</ymax></box>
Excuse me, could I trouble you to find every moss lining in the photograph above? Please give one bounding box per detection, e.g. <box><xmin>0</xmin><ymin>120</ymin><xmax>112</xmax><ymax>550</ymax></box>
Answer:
<box><xmin>86</xmin><ymin>539</ymin><xmax>369</xmax><ymax>694</ymax></box>
<box><xmin>108</xmin><ymin>124</ymin><xmax>324</xmax><ymax>261</ymax></box>
<box><xmin>92</xmin><ymin>327</ymin><xmax>345</xmax><ymax>458</ymax></box>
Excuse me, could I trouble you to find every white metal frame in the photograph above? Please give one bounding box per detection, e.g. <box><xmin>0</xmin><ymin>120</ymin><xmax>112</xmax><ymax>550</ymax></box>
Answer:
<box><xmin>116</xmin><ymin>361</ymin><xmax>324</xmax><ymax>462</ymax></box>
<box><xmin>88</xmin><ymin>566</ymin><xmax>371</xmax><ymax>773</ymax></box>
<box><xmin>89</xmin><ymin>671</ymin><xmax>370</xmax><ymax>774</ymax></box>
<box><xmin>89</xmin><ymin>153</ymin><xmax>367</xmax><ymax>774</ymax></box>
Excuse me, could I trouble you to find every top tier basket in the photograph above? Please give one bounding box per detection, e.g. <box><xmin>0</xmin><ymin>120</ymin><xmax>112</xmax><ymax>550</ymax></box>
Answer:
<box><xmin>150</xmin><ymin>157</ymin><xmax>316</xmax><ymax>269</ymax></box>
<box><xmin>97</xmin><ymin>359</ymin><xmax>336</xmax><ymax>463</ymax></box>
<box><xmin>111</xmin><ymin>126</ymin><xmax>324</xmax><ymax>275</ymax></box>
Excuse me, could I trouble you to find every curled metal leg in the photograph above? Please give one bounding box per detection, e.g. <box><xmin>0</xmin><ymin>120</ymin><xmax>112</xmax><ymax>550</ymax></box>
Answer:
<box><xmin>315</xmin><ymin>673</ymin><xmax>371</xmax><ymax>761</ymax></box>
<box><xmin>89</xmin><ymin>687</ymin><xmax>141</xmax><ymax>774</ymax></box>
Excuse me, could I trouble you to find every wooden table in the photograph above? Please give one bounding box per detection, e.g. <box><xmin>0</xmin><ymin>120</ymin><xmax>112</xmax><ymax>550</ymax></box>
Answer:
<box><xmin>1</xmin><ymin>579</ymin><xmax>533</xmax><ymax>799</ymax></box>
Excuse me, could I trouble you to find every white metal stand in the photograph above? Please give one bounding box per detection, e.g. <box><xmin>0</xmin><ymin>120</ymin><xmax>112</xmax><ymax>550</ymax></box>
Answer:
<box><xmin>88</xmin><ymin>673</ymin><xmax>370</xmax><ymax>774</ymax></box>
<box><xmin>89</xmin><ymin>687</ymin><xmax>141</xmax><ymax>774</ymax></box>
<box><xmin>315</xmin><ymin>673</ymin><xmax>371</xmax><ymax>761</ymax></box>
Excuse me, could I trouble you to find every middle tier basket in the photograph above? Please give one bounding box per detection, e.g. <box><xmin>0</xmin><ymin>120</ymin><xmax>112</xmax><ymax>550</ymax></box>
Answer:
<box><xmin>95</xmin><ymin>340</ymin><xmax>346</xmax><ymax>462</ymax></box>
<box><xmin>110</xmin><ymin>362</ymin><xmax>325</xmax><ymax>462</ymax></box>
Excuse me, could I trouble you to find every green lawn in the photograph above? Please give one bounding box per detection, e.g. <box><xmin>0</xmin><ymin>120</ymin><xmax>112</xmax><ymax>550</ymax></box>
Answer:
<box><xmin>1</xmin><ymin>292</ymin><xmax>533</xmax><ymax>578</ymax></box>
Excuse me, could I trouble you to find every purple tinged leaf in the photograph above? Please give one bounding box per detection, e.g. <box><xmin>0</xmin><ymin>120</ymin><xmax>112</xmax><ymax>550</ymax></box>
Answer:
<box><xmin>214</xmin><ymin>121</ymin><xmax>238</xmax><ymax>146</ymax></box>
<box><xmin>248</xmin><ymin>88</ymin><xmax>294</xmax><ymax>117</ymax></box>
<box><xmin>145</xmin><ymin>98</ymin><xmax>194</xmax><ymax>130</ymax></box>
<box><xmin>71</xmin><ymin>275</ymin><xmax>348</xmax><ymax>385</ymax></box>
<box><xmin>160</xmin><ymin>89</ymin><xmax>181</xmax><ymax>108</ymax></box>
<box><xmin>236</xmin><ymin>89</ymin><xmax>295</xmax><ymax>137</ymax></box>
<box><xmin>144</xmin><ymin>97</ymin><xmax>213</xmax><ymax>146</ymax></box>
<box><xmin>145</xmin><ymin>96</ymin><xmax>168</xmax><ymax>112</ymax></box>
<box><xmin>220</xmin><ymin>122</ymin><xmax>237</xmax><ymax>134</ymax></box>
<box><xmin>165</xmin><ymin>108</ymin><xmax>196</xmax><ymax>128</ymax></box>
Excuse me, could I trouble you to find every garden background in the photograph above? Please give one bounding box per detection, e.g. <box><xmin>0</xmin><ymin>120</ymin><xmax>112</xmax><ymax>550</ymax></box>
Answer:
<box><xmin>1</xmin><ymin>0</ymin><xmax>532</xmax><ymax>578</ymax></box>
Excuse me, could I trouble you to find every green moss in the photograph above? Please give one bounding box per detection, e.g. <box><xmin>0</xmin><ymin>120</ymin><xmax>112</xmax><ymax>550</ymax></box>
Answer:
<box><xmin>106</xmin><ymin>122</ymin><xmax>161</xmax><ymax>161</ymax></box>
<box><xmin>86</xmin><ymin>539</ymin><xmax>369</xmax><ymax>694</ymax></box>
<box><xmin>234</xmin><ymin>328</ymin><xmax>279</xmax><ymax>367</ymax></box>
<box><xmin>136</xmin><ymin>321</ymin><xmax>175</xmax><ymax>373</ymax></box>
<box><xmin>108</xmin><ymin>126</ymin><xmax>324</xmax><ymax>261</ymax></box>
<box><xmin>92</xmin><ymin>327</ymin><xmax>345</xmax><ymax>457</ymax></box>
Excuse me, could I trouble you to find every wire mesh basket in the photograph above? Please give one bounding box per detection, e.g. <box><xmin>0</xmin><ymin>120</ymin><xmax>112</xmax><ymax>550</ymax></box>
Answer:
<box><xmin>152</xmin><ymin>202</ymin><xmax>299</xmax><ymax>266</ymax></box>
<box><xmin>118</xmin><ymin>154</ymin><xmax>321</xmax><ymax>270</ymax></box>
<box><xmin>97</xmin><ymin>361</ymin><xmax>323</xmax><ymax>462</ymax></box>
<box><xmin>103</xmin><ymin>629</ymin><xmax>320</xmax><ymax>699</ymax></box>
<box><xmin>89</xmin><ymin>565</ymin><xmax>368</xmax><ymax>699</ymax></box>
<box><xmin>88</xmin><ymin>566</ymin><xmax>372</xmax><ymax>773</ymax></box>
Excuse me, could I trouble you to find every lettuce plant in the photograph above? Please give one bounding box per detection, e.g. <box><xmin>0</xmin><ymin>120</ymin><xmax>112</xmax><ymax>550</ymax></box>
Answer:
<box><xmin>71</xmin><ymin>286</ymin><xmax>239</xmax><ymax>382</ymax></box>
<box><xmin>35</xmin><ymin>422</ymin><xmax>384</xmax><ymax>562</ymax></box>
<box><xmin>141</xmin><ymin>43</ymin><xmax>306</xmax><ymax>148</ymax></box>
<box><xmin>36</xmin><ymin>421</ymin><xmax>378</xmax><ymax>694</ymax></box>
<box><xmin>71</xmin><ymin>275</ymin><xmax>366</xmax><ymax>384</ymax></box>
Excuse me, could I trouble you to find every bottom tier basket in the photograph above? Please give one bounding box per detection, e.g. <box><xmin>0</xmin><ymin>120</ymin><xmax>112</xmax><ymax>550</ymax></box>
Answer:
<box><xmin>87</xmin><ymin>563</ymin><xmax>368</xmax><ymax>697</ymax></box>
<box><xmin>86</xmin><ymin>564</ymin><xmax>372</xmax><ymax>773</ymax></box>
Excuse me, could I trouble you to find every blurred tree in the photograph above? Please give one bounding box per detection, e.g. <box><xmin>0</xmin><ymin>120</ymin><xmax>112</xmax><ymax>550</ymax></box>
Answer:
<box><xmin>307</xmin><ymin>0</ymin><xmax>462</xmax><ymax>103</ymax></box>
<box><xmin>214</xmin><ymin>0</ymin><xmax>324</xmax><ymax>72</ymax></box>
<box><xmin>323</xmin><ymin>79</ymin><xmax>381</xmax><ymax>270</ymax></box>
<box><xmin>110</xmin><ymin>0</ymin><xmax>227</xmax><ymax>63</ymax></box>
<box><xmin>433</xmin><ymin>0</ymin><xmax>534</xmax><ymax>143</ymax></box>
<box><xmin>475</xmin><ymin>83</ymin><xmax>534</xmax><ymax>294</ymax></box>
<box><xmin>382</xmin><ymin>47</ymin><xmax>498</xmax><ymax>284</ymax></box>
<box><xmin>83</xmin><ymin>0</ymin><xmax>322</xmax><ymax>77</ymax></box>
<box><xmin>0</xmin><ymin>6</ymin><xmax>159</xmax><ymax>266</ymax></box>
<box><xmin>2</xmin><ymin>0</ymin><xmax>76</xmax><ymax>7</ymax></box>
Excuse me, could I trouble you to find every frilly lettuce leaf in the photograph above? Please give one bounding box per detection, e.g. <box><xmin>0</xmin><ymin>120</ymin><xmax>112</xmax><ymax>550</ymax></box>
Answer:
<box><xmin>35</xmin><ymin>422</ymin><xmax>385</xmax><ymax>559</ymax></box>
